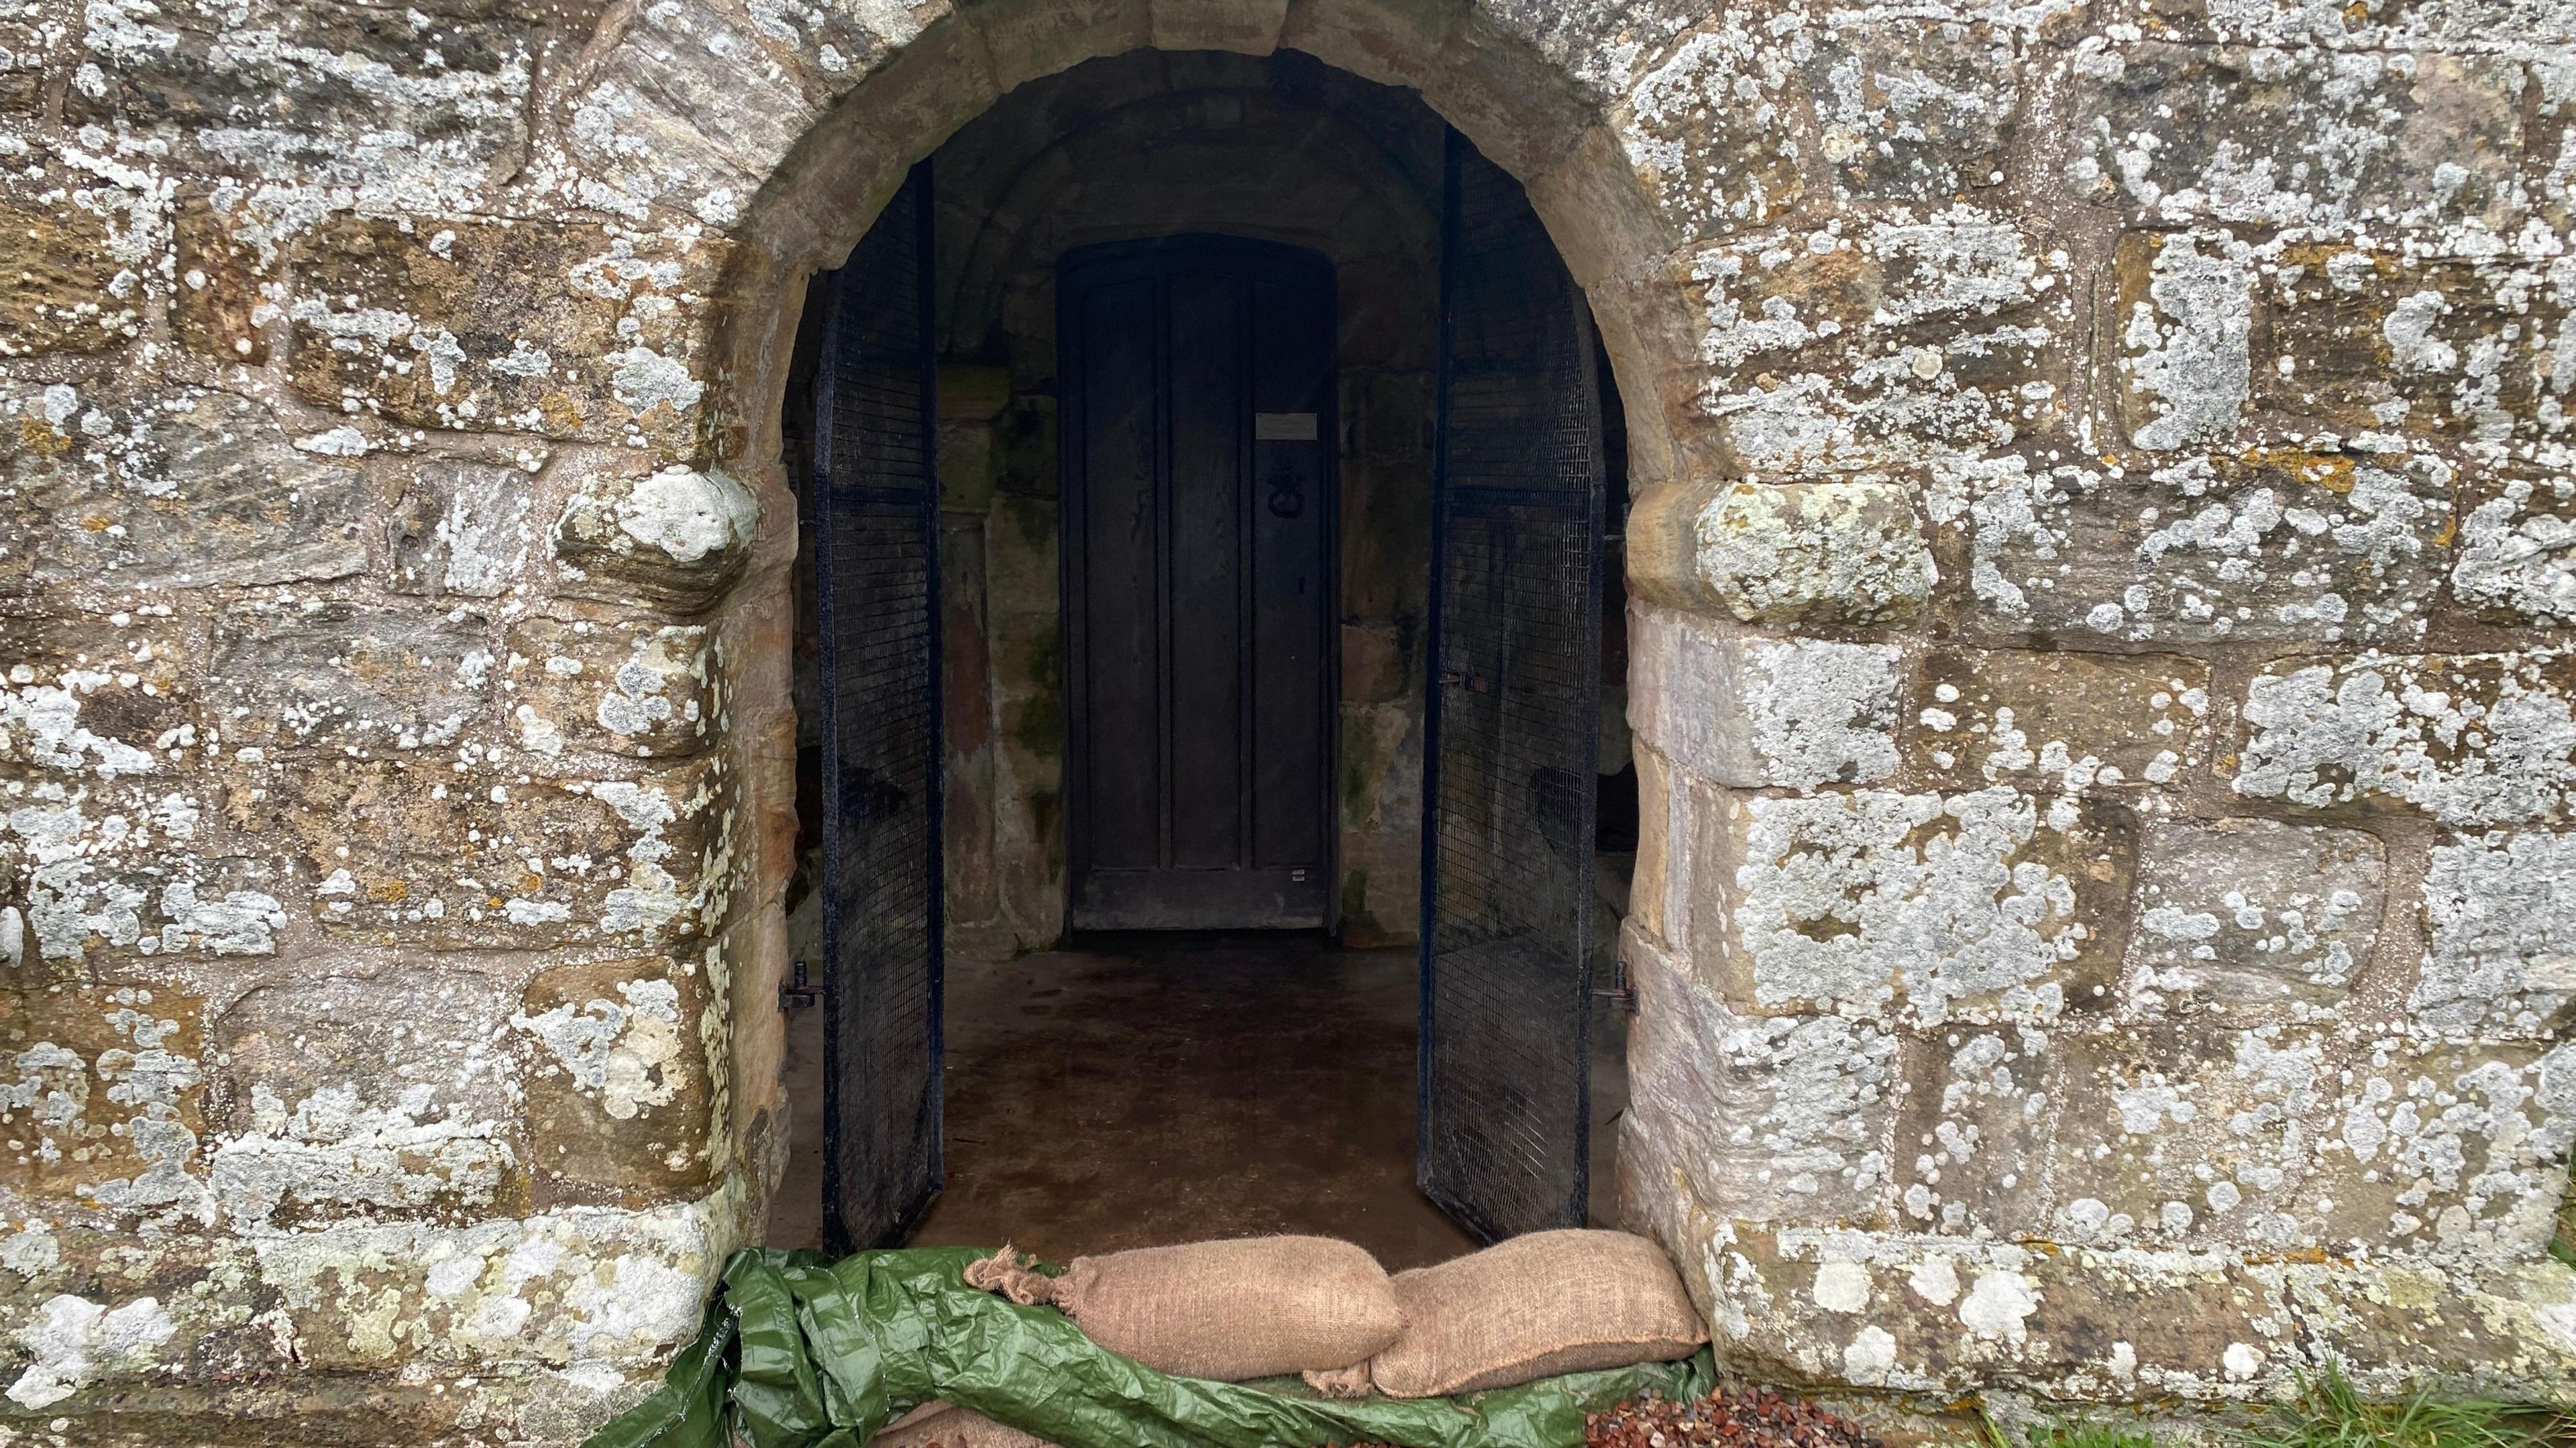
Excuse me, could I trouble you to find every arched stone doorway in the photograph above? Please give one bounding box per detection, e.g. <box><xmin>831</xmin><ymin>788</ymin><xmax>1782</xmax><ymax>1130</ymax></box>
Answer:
<box><xmin>763</xmin><ymin>45</ymin><xmax>1637</xmax><ymax>1265</ymax></box>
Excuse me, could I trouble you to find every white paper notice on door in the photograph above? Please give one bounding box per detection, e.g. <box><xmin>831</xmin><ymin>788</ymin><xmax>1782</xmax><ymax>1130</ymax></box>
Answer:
<box><xmin>1254</xmin><ymin>411</ymin><xmax>1318</xmax><ymax>440</ymax></box>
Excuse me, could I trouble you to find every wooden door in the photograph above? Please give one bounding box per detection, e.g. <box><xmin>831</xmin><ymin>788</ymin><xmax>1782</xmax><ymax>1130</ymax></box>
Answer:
<box><xmin>1060</xmin><ymin>236</ymin><xmax>1336</xmax><ymax>931</ymax></box>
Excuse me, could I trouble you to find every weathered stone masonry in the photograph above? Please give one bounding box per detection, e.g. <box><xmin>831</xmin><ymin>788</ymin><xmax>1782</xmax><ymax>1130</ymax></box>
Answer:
<box><xmin>1</xmin><ymin>0</ymin><xmax>2573</xmax><ymax>1441</ymax></box>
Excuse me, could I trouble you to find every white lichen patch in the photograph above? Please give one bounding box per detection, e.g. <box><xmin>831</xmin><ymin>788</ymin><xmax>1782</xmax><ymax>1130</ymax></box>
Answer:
<box><xmin>2415</xmin><ymin>832</ymin><xmax>2576</xmax><ymax>1038</ymax></box>
<box><xmin>2321</xmin><ymin>1038</ymin><xmax>2576</xmax><ymax>1259</ymax></box>
<box><xmin>2122</xmin><ymin>233</ymin><xmax>2253</xmax><ymax>452</ymax></box>
<box><xmin>207</xmin><ymin>1082</ymin><xmax>516</xmax><ymax>1227</ymax></box>
<box><xmin>2235</xmin><ymin>650</ymin><xmax>2576</xmax><ymax>826</ymax></box>
<box><xmin>6</xmin><ymin>1293</ymin><xmax>176</xmax><ymax>1409</ymax></box>
<box><xmin>2128</xmin><ymin>818</ymin><xmax>2383</xmax><ymax>1015</ymax></box>
<box><xmin>513</xmin><ymin>977</ymin><xmax>686</xmax><ymax>1121</ymax></box>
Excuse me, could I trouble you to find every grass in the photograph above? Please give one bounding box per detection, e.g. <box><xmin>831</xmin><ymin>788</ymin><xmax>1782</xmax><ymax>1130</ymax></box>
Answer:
<box><xmin>2554</xmin><ymin>1172</ymin><xmax>2575</xmax><ymax>1269</ymax></box>
<box><xmin>1998</xmin><ymin>1369</ymin><xmax>2574</xmax><ymax>1448</ymax></box>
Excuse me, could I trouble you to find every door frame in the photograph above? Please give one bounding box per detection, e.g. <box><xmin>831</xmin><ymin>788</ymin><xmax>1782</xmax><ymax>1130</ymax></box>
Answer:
<box><xmin>1055</xmin><ymin>233</ymin><xmax>1345</xmax><ymax>935</ymax></box>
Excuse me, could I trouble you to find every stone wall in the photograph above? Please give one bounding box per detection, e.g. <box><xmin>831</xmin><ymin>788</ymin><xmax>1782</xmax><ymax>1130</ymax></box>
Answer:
<box><xmin>0</xmin><ymin>0</ymin><xmax>2571</xmax><ymax>1440</ymax></box>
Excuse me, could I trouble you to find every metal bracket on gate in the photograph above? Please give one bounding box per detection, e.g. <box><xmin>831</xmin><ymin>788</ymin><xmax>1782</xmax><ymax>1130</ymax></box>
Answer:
<box><xmin>780</xmin><ymin>958</ymin><xmax>822</xmax><ymax>1011</ymax></box>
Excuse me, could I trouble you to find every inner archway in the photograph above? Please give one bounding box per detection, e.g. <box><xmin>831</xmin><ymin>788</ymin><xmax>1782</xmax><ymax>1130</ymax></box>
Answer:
<box><xmin>763</xmin><ymin>47</ymin><xmax>1635</xmax><ymax>1266</ymax></box>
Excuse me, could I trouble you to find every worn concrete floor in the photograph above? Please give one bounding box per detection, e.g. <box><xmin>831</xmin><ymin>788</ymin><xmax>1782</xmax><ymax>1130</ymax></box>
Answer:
<box><xmin>765</xmin><ymin>934</ymin><xmax>1625</xmax><ymax>1270</ymax></box>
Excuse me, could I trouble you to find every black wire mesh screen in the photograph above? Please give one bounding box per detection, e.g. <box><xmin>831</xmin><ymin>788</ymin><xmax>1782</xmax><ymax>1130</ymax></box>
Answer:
<box><xmin>1417</xmin><ymin>130</ymin><xmax>1607</xmax><ymax>1242</ymax></box>
<box><xmin>814</xmin><ymin>161</ymin><xmax>943</xmax><ymax>1254</ymax></box>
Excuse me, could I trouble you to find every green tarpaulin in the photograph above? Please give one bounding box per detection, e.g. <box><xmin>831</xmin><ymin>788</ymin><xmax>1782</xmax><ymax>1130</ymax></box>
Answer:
<box><xmin>584</xmin><ymin>1247</ymin><xmax>1714</xmax><ymax>1448</ymax></box>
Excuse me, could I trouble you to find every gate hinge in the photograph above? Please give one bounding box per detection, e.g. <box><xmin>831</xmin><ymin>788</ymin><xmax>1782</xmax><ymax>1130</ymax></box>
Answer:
<box><xmin>780</xmin><ymin>958</ymin><xmax>822</xmax><ymax>1011</ymax></box>
<box><xmin>1593</xmin><ymin>984</ymin><xmax>1638</xmax><ymax>1015</ymax></box>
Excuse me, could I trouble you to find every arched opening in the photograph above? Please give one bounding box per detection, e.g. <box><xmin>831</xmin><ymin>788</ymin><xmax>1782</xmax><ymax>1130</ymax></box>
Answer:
<box><xmin>759</xmin><ymin>47</ymin><xmax>1637</xmax><ymax>1264</ymax></box>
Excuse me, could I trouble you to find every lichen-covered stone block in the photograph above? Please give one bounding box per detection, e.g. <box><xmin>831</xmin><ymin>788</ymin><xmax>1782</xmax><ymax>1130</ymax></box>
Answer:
<box><xmin>229</xmin><ymin>755</ymin><xmax>722</xmax><ymax>949</ymax></box>
<box><xmin>2309</xmin><ymin>1037</ymin><xmax>2575</xmax><ymax>1261</ymax></box>
<box><xmin>0</xmin><ymin>777</ymin><xmax>284</xmax><ymax>970</ymax></box>
<box><xmin>2255</xmin><ymin>245</ymin><xmax>2545</xmax><ymax>445</ymax></box>
<box><xmin>2414</xmin><ymin>831</ymin><xmax>2576</xmax><ymax>1039</ymax></box>
<box><xmin>1888</xmin><ymin>1025</ymin><xmax>2053</xmax><ymax>1237</ymax></box>
<box><xmin>171</xmin><ymin>191</ymin><xmax>272</xmax><ymax>366</ymax></box>
<box><xmin>514</xmin><ymin>956</ymin><xmax>714</xmax><ymax>1207</ymax></box>
<box><xmin>207</xmin><ymin>602</ymin><xmax>495</xmax><ymax>755</ymax></box>
<box><xmin>0</xmin><ymin>610</ymin><xmax>205</xmax><ymax>782</ymax></box>
<box><xmin>1953</xmin><ymin>449</ymin><xmax>2452</xmax><ymax>645</ymax></box>
<box><xmin>286</xmin><ymin>217</ymin><xmax>724</xmax><ymax>445</ymax></box>
<box><xmin>2112</xmin><ymin>231</ymin><xmax>2252</xmax><ymax>452</ymax></box>
<box><xmin>207</xmin><ymin>970</ymin><xmax>521</xmax><ymax>1227</ymax></box>
<box><xmin>2453</xmin><ymin>474</ymin><xmax>2576</xmax><ymax>624</ymax></box>
<box><xmin>0</xmin><ymin>383</ymin><xmax>370</xmax><ymax>598</ymax></box>
<box><xmin>1689</xmin><ymin>480</ymin><xmax>1935</xmax><ymax>626</ymax></box>
<box><xmin>504</xmin><ymin>617</ymin><xmax>717</xmax><ymax>762</ymax></box>
<box><xmin>1802</xmin><ymin>21</ymin><xmax>2019</xmax><ymax>203</ymax></box>
<box><xmin>1688</xmin><ymin>211</ymin><xmax>2068</xmax><ymax>469</ymax></box>
<box><xmin>1697</xmin><ymin>785</ymin><xmax>2135</xmax><ymax>1024</ymax></box>
<box><xmin>2127</xmin><ymin>818</ymin><xmax>2384</xmax><ymax>1015</ymax></box>
<box><xmin>388</xmin><ymin>458</ymin><xmax>541</xmax><ymax>598</ymax></box>
<box><xmin>2064</xmin><ymin>44</ymin><xmax>2526</xmax><ymax>233</ymax></box>
<box><xmin>0</xmin><ymin>170</ymin><xmax>146</xmax><ymax>357</ymax></box>
<box><xmin>1613</xmin><ymin>12</ymin><xmax>1809</xmax><ymax>241</ymax></box>
<box><xmin>2235</xmin><ymin>649</ymin><xmax>2576</xmax><ymax>826</ymax></box>
<box><xmin>1627</xmin><ymin>605</ymin><xmax>1898</xmax><ymax>791</ymax></box>
<box><xmin>552</xmin><ymin>461</ymin><xmax>759</xmax><ymax>614</ymax></box>
<box><xmin>0</xmin><ymin>983</ymin><xmax>208</xmax><ymax>1219</ymax></box>
<box><xmin>1623</xmin><ymin>924</ymin><xmax>1896</xmax><ymax>1225</ymax></box>
<box><xmin>1904</xmin><ymin>647</ymin><xmax>2208</xmax><ymax>791</ymax></box>
<box><xmin>2049</xmin><ymin>1022</ymin><xmax>2334</xmax><ymax>1249</ymax></box>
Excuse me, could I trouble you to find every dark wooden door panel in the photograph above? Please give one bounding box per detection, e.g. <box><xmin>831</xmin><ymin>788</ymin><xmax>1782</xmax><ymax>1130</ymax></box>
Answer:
<box><xmin>1062</xmin><ymin>236</ymin><xmax>1336</xmax><ymax>931</ymax></box>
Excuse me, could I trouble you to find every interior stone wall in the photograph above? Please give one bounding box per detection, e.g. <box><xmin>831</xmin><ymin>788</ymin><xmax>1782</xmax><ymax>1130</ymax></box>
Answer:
<box><xmin>1</xmin><ymin>0</ymin><xmax>2573</xmax><ymax>1441</ymax></box>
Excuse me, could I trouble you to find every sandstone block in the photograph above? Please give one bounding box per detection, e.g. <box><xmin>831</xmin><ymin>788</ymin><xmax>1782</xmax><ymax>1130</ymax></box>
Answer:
<box><xmin>2255</xmin><ymin>245</ymin><xmax>2541</xmax><ymax>445</ymax></box>
<box><xmin>207</xmin><ymin>970</ymin><xmax>521</xmax><ymax>1227</ymax></box>
<box><xmin>0</xmin><ymin>383</ymin><xmax>369</xmax><ymax>596</ymax></box>
<box><xmin>0</xmin><ymin>777</ymin><xmax>284</xmax><ymax>970</ymax></box>
<box><xmin>1685</xmin><ymin>480</ymin><xmax>1935</xmax><ymax>626</ymax></box>
<box><xmin>2128</xmin><ymin>818</ymin><xmax>2384</xmax><ymax>1015</ymax></box>
<box><xmin>2065</xmin><ymin>44</ymin><xmax>2524</xmax><ymax>232</ymax></box>
<box><xmin>2452</xmin><ymin>474</ymin><xmax>2576</xmax><ymax>624</ymax></box>
<box><xmin>2308</xmin><ymin>1036</ymin><xmax>2575</xmax><ymax>1261</ymax></box>
<box><xmin>171</xmin><ymin>192</ymin><xmax>271</xmax><ymax>365</ymax></box>
<box><xmin>0</xmin><ymin>611</ymin><xmax>205</xmax><ymax>781</ymax></box>
<box><xmin>1904</xmin><ymin>648</ymin><xmax>2208</xmax><ymax>792</ymax></box>
<box><xmin>553</xmin><ymin>461</ymin><xmax>759</xmax><ymax>613</ymax></box>
<box><xmin>1627</xmin><ymin>606</ymin><xmax>1898</xmax><ymax>791</ymax></box>
<box><xmin>2234</xmin><ymin>649</ymin><xmax>2576</xmax><ymax>826</ymax></box>
<box><xmin>1623</xmin><ymin>924</ymin><xmax>1896</xmax><ymax>1225</ymax></box>
<box><xmin>1888</xmin><ymin>1025</ymin><xmax>2054</xmax><ymax>1237</ymax></box>
<box><xmin>229</xmin><ymin>755</ymin><xmax>722</xmax><ymax>950</ymax></box>
<box><xmin>1696</xmin><ymin>785</ymin><xmax>2135</xmax><ymax>1025</ymax></box>
<box><xmin>2414</xmin><ymin>830</ymin><xmax>2576</xmax><ymax>1038</ymax></box>
<box><xmin>388</xmin><ymin>458</ymin><xmax>540</xmax><ymax>598</ymax></box>
<box><xmin>2112</xmin><ymin>231</ymin><xmax>2252</xmax><ymax>453</ymax></box>
<box><xmin>514</xmin><ymin>956</ymin><xmax>714</xmax><ymax>1207</ymax></box>
<box><xmin>0</xmin><ymin>172</ymin><xmax>144</xmax><ymax>357</ymax></box>
<box><xmin>287</xmin><ymin>217</ymin><xmax>724</xmax><ymax>446</ymax></box>
<box><xmin>66</xmin><ymin>0</ymin><xmax>540</xmax><ymax>210</ymax></box>
<box><xmin>1957</xmin><ymin>449</ymin><xmax>2451</xmax><ymax>645</ymax></box>
<box><xmin>1611</xmin><ymin>13</ymin><xmax>1809</xmax><ymax>242</ymax></box>
<box><xmin>1685</xmin><ymin>214</ymin><xmax>2066</xmax><ymax>470</ymax></box>
<box><xmin>2049</xmin><ymin>1022</ymin><xmax>2334</xmax><ymax>1249</ymax></box>
<box><xmin>208</xmin><ymin>602</ymin><xmax>494</xmax><ymax>755</ymax></box>
<box><xmin>1801</xmin><ymin>21</ymin><xmax>2018</xmax><ymax>203</ymax></box>
<box><xmin>503</xmin><ymin>616</ymin><xmax>717</xmax><ymax>762</ymax></box>
<box><xmin>0</xmin><ymin>982</ymin><xmax>209</xmax><ymax>1219</ymax></box>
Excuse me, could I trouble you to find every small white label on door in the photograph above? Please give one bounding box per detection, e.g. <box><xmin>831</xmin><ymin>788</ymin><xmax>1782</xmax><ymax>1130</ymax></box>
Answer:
<box><xmin>1254</xmin><ymin>411</ymin><xmax>1318</xmax><ymax>441</ymax></box>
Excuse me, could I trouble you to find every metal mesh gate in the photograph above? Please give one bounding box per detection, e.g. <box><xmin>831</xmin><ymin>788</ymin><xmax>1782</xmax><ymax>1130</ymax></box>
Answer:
<box><xmin>814</xmin><ymin>162</ymin><xmax>943</xmax><ymax>1254</ymax></box>
<box><xmin>1416</xmin><ymin>131</ymin><xmax>1609</xmax><ymax>1241</ymax></box>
